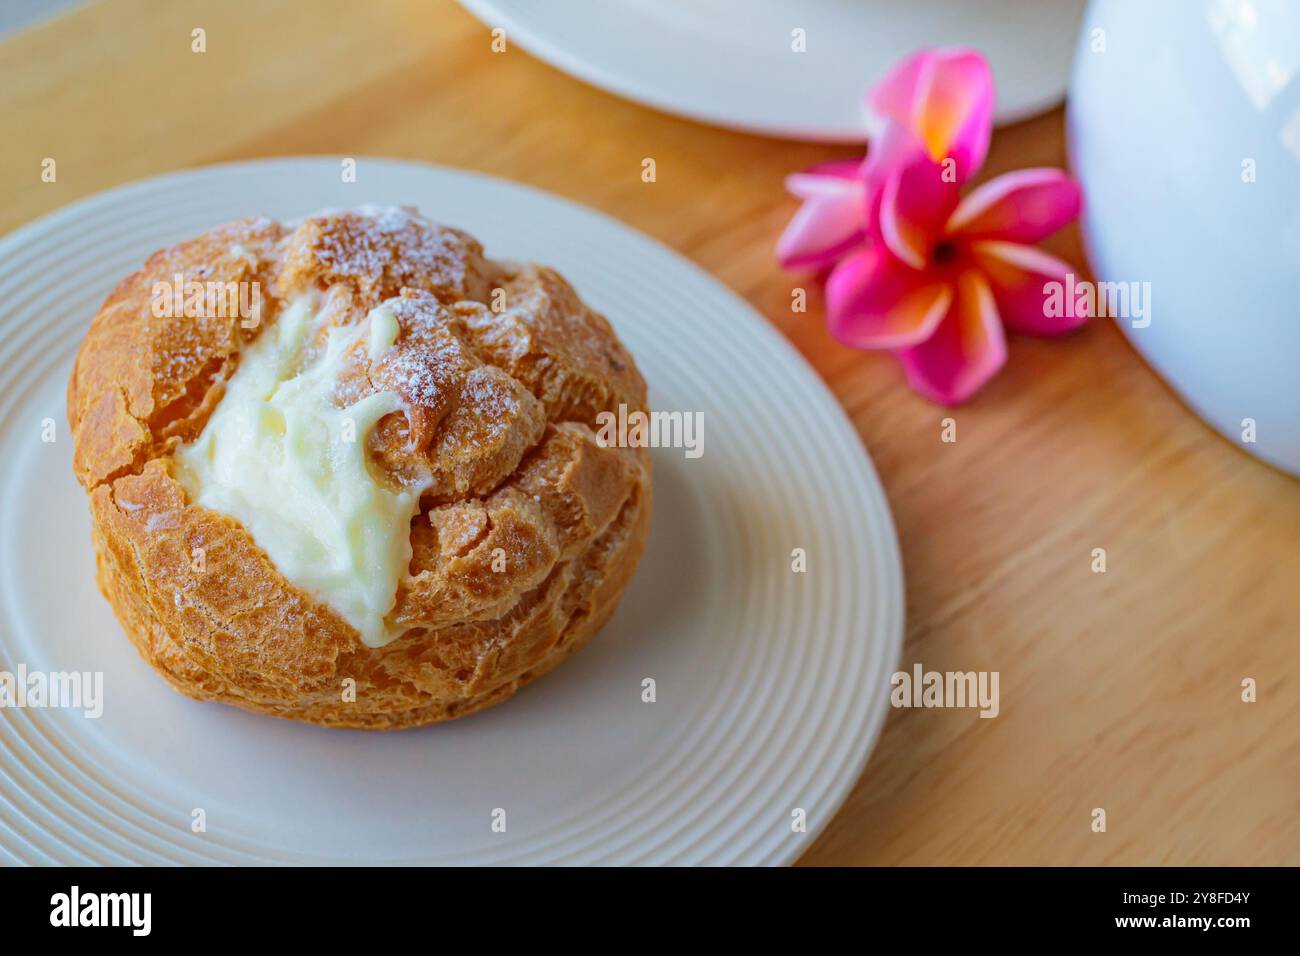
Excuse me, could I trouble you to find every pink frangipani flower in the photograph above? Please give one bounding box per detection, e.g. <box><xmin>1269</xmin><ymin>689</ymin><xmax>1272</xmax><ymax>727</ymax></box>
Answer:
<box><xmin>776</xmin><ymin>46</ymin><xmax>1086</xmax><ymax>404</ymax></box>
<box><xmin>776</xmin><ymin>47</ymin><xmax>993</xmax><ymax>271</ymax></box>
<box><xmin>827</xmin><ymin>158</ymin><xmax>1083</xmax><ymax>404</ymax></box>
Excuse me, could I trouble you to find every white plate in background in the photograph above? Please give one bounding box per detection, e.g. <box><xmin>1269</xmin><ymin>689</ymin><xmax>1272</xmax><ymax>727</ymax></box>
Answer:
<box><xmin>0</xmin><ymin>158</ymin><xmax>902</xmax><ymax>865</ymax></box>
<box><xmin>459</xmin><ymin>0</ymin><xmax>1086</xmax><ymax>141</ymax></box>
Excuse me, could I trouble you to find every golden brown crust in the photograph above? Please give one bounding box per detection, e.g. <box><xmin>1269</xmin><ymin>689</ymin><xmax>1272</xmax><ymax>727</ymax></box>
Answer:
<box><xmin>68</xmin><ymin>208</ymin><xmax>651</xmax><ymax>729</ymax></box>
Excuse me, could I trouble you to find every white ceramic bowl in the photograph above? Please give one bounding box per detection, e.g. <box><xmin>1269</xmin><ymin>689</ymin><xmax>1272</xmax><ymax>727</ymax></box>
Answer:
<box><xmin>1068</xmin><ymin>0</ymin><xmax>1300</xmax><ymax>475</ymax></box>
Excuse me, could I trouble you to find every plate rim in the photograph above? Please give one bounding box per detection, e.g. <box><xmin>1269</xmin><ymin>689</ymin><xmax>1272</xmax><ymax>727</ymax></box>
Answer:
<box><xmin>455</xmin><ymin>0</ymin><xmax>1077</xmax><ymax>141</ymax></box>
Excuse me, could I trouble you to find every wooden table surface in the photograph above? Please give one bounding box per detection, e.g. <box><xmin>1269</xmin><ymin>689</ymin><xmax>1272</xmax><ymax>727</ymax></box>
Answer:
<box><xmin>3</xmin><ymin>0</ymin><xmax>1296</xmax><ymax>865</ymax></box>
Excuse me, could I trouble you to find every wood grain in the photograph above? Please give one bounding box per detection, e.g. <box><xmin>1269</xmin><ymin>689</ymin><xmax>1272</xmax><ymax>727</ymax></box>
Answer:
<box><xmin>2</xmin><ymin>0</ymin><xmax>1296</xmax><ymax>865</ymax></box>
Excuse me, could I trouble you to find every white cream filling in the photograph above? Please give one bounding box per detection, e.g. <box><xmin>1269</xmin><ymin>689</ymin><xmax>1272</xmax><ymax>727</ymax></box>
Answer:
<box><xmin>175</xmin><ymin>294</ymin><xmax>418</xmax><ymax>648</ymax></box>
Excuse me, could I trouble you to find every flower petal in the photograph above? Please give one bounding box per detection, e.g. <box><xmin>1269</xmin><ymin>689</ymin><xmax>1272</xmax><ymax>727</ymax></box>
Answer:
<box><xmin>786</xmin><ymin>158</ymin><xmax>867</xmax><ymax>199</ymax></box>
<box><xmin>970</xmin><ymin>240</ymin><xmax>1088</xmax><ymax>336</ymax></box>
<box><xmin>861</xmin><ymin>119</ymin><xmax>923</xmax><ymax>177</ymax></box>
<box><xmin>948</xmin><ymin>168</ymin><xmax>1082</xmax><ymax>243</ymax></box>
<box><xmin>898</xmin><ymin>270</ymin><xmax>1006</xmax><ymax>404</ymax></box>
<box><xmin>777</xmin><ymin>165</ymin><xmax>868</xmax><ymax>270</ymax></box>
<box><xmin>877</xmin><ymin>158</ymin><xmax>961</xmax><ymax>269</ymax></box>
<box><xmin>869</xmin><ymin>47</ymin><xmax>993</xmax><ymax>179</ymax></box>
<box><xmin>826</xmin><ymin>244</ymin><xmax>954</xmax><ymax>349</ymax></box>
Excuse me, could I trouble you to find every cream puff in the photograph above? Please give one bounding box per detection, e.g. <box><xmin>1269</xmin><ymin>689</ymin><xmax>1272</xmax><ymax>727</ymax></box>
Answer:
<box><xmin>66</xmin><ymin>206</ymin><xmax>652</xmax><ymax>729</ymax></box>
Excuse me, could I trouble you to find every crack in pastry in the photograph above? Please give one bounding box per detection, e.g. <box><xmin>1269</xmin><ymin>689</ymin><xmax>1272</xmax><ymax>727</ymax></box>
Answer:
<box><xmin>68</xmin><ymin>206</ymin><xmax>652</xmax><ymax>729</ymax></box>
<box><xmin>173</xmin><ymin>291</ymin><xmax>421</xmax><ymax>648</ymax></box>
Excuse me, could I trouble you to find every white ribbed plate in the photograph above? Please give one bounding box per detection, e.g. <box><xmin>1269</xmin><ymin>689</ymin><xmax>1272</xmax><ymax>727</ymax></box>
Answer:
<box><xmin>0</xmin><ymin>158</ymin><xmax>902</xmax><ymax>866</ymax></box>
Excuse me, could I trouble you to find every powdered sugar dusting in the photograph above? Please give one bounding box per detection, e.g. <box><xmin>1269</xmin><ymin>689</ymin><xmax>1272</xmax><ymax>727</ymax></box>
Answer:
<box><xmin>375</xmin><ymin>294</ymin><xmax>468</xmax><ymax>408</ymax></box>
<box><xmin>298</xmin><ymin>205</ymin><xmax>468</xmax><ymax>298</ymax></box>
